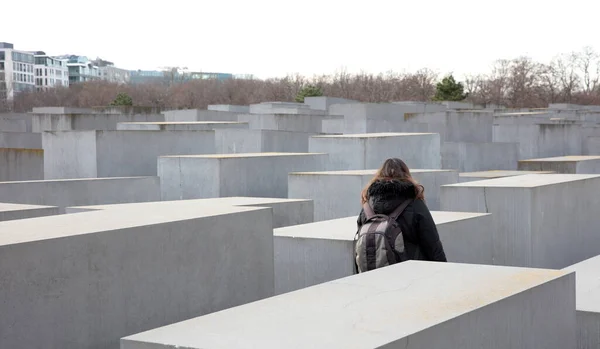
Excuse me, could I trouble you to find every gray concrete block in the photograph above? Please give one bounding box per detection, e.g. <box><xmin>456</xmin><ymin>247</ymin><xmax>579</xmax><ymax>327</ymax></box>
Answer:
<box><xmin>0</xmin><ymin>113</ymin><xmax>33</xmax><ymax>132</ymax></box>
<box><xmin>402</xmin><ymin>111</ymin><xmax>495</xmax><ymax>143</ymax></box>
<box><xmin>31</xmin><ymin>113</ymin><xmax>164</xmax><ymax>132</ymax></box>
<box><xmin>0</xmin><ymin>176</ymin><xmax>160</xmax><ymax>213</ymax></box>
<box><xmin>0</xmin><ymin>131</ymin><xmax>42</xmax><ymax>148</ymax></box>
<box><xmin>31</xmin><ymin>107</ymin><xmax>95</xmax><ymax>114</ymax></box>
<box><xmin>331</xmin><ymin>102</ymin><xmax>446</xmax><ymax>134</ymax></box>
<box><xmin>66</xmin><ymin>197</ymin><xmax>314</xmax><ymax>228</ymax></box>
<box><xmin>162</xmin><ymin>109</ymin><xmax>240</xmax><ymax>122</ymax></box>
<box><xmin>0</xmin><ymin>203</ymin><xmax>59</xmax><ymax>221</ymax></box>
<box><xmin>158</xmin><ymin>153</ymin><xmax>328</xmax><ymax>200</ymax></box>
<box><xmin>0</xmin><ymin>148</ymin><xmax>44</xmax><ymax>181</ymax></box>
<box><xmin>249</xmin><ymin>102</ymin><xmax>327</xmax><ymax>115</ymax></box>
<box><xmin>583</xmin><ymin>137</ymin><xmax>600</xmax><ymax>155</ymax></box>
<box><xmin>288</xmin><ymin>169</ymin><xmax>458</xmax><ymax>220</ymax></box>
<box><xmin>215</xmin><ymin>129</ymin><xmax>313</xmax><ymax>153</ymax></box>
<box><xmin>442</xmin><ymin>142</ymin><xmax>519</xmax><ymax>172</ymax></box>
<box><xmin>321</xmin><ymin>116</ymin><xmax>343</xmax><ymax>134</ymax></box>
<box><xmin>440</xmin><ymin>174</ymin><xmax>600</xmax><ymax>269</ymax></box>
<box><xmin>121</xmin><ymin>261</ymin><xmax>575</xmax><ymax>349</ymax></box>
<box><xmin>0</xmin><ymin>203</ymin><xmax>274</xmax><ymax>349</ymax></box>
<box><xmin>459</xmin><ymin>170</ymin><xmax>555</xmax><ymax>182</ymax></box>
<box><xmin>273</xmin><ymin>211</ymin><xmax>492</xmax><ymax>294</ymax></box>
<box><xmin>493</xmin><ymin>123</ymin><xmax>583</xmax><ymax>159</ymax></box>
<box><xmin>117</xmin><ymin>121</ymin><xmax>249</xmax><ymax>131</ymax></box>
<box><xmin>237</xmin><ymin>113</ymin><xmax>325</xmax><ymax>133</ymax></box>
<box><xmin>42</xmin><ymin>130</ymin><xmax>216</xmax><ymax>179</ymax></box>
<box><xmin>0</xmin><ymin>117</ymin><xmax>27</xmax><ymax>132</ymax></box>
<box><xmin>303</xmin><ymin>96</ymin><xmax>357</xmax><ymax>111</ymax></box>
<box><xmin>563</xmin><ymin>255</ymin><xmax>600</xmax><ymax>349</ymax></box>
<box><xmin>92</xmin><ymin>106</ymin><xmax>164</xmax><ymax>115</ymax></box>
<box><xmin>207</xmin><ymin>104</ymin><xmax>250</xmax><ymax>113</ymax></box>
<box><xmin>309</xmin><ymin>133</ymin><xmax>441</xmax><ymax>170</ymax></box>
<box><xmin>519</xmin><ymin>155</ymin><xmax>600</xmax><ymax>174</ymax></box>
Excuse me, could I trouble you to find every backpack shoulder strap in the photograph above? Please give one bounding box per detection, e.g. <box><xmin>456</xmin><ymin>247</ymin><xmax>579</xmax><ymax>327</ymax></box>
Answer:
<box><xmin>389</xmin><ymin>199</ymin><xmax>414</xmax><ymax>220</ymax></box>
<box><xmin>362</xmin><ymin>202</ymin><xmax>376</xmax><ymax>220</ymax></box>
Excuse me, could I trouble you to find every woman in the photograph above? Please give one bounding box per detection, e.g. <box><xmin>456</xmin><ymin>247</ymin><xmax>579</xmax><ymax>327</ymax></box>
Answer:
<box><xmin>357</xmin><ymin>158</ymin><xmax>447</xmax><ymax>262</ymax></box>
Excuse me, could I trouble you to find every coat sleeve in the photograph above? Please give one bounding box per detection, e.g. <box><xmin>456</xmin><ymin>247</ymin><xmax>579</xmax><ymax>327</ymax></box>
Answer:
<box><xmin>413</xmin><ymin>200</ymin><xmax>447</xmax><ymax>262</ymax></box>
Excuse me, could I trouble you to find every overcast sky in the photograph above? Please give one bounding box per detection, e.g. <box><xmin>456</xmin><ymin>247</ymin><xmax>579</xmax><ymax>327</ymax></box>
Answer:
<box><xmin>4</xmin><ymin>0</ymin><xmax>598</xmax><ymax>79</ymax></box>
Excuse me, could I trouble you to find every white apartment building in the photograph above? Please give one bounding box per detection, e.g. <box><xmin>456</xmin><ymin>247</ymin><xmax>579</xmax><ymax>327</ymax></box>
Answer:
<box><xmin>34</xmin><ymin>52</ymin><xmax>69</xmax><ymax>90</ymax></box>
<box><xmin>54</xmin><ymin>55</ymin><xmax>101</xmax><ymax>84</ymax></box>
<box><xmin>0</xmin><ymin>42</ymin><xmax>36</xmax><ymax>100</ymax></box>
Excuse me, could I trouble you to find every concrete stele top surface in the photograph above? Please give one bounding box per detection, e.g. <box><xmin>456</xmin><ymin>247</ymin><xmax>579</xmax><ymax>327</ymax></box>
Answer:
<box><xmin>311</xmin><ymin>132</ymin><xmax>436</xmax><ymax>139</ymax></box>
<box><xmin>444</xmin><ymin>173</ymin><xmax>600</xmax><ymax>188</ymax></box>
<box><xmin>274</xmin><ymin>211</ymin><xmax>490</xmax><ymax>241</ymax></box>
<box><xmin>118</xmin><ymin>121</ymin><xmax>246</xmax><ymax>125</ymax></box>
<box><xmin>67</xmin><ymin>197</ymin><xmax>312</xmax><ymax>212</ymax></box>
<box><xmin>0</xmin><ymin>204</ymin><xmax>265</xmax><ymax>246</ymax></box>
<box><xmin>122</xmin><ymin>261</ymin><xmax>568</xmax><ymax>349</ymax></box>
<box><xmin>563</xmin><ymin>255</ymin><xmax>600</xmax><ymax>313</ymax></box>
<box><xmin>519</xmin><ymin>155</ymin><xmax>600</xmax><ymax>163</ymax></box>
<box><xmin>459</xmin><ymin>170</ymin><xmax>555</xmax><ymax>178</ymax></box>
<box><xmin>289</xmin><ymin>169</ymin><xmax>455</xmax><ymax>176</ymax></box>
<box><xmin>0</xmin><ymin>202</ymin><xmax>57</xmax><ymax>212</ymax></box>
<box><xmin>160</xmin><ymin>152</ymin><xmax>327</xmax><ymax>159</ymax></box>
<box><xmin>0</xmin><ymin>176</ymin><xmax>156</xmax><ymax>185</ymax></box>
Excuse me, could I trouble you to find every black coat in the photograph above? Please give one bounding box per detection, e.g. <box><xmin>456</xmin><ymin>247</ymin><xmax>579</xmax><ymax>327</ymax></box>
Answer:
<box><xmin>357</xmin><ymin>179</ymin><xmax>447</xmax><ymax>262</ymax></box>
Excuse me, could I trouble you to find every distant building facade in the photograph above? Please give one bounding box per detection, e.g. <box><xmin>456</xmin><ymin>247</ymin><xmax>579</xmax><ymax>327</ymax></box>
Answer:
<box><xmin>0</xmin><ymin>42</ymin><xmax>36</xmax><ymax>100</ymax></box>
<box><xmin>129</xmin><ymin>69</ymin><xmax>244</xmax><ymax>85</ymax></box>
<box><xmin>93</xmin><ymin>58</ymin><xmax>130</xmax><ymax>84</ymax></box>
<box><xmin>54</xmin><ymin>55</ymin><xmax>101</xmax><ymax>84</ymax></box>
<box><xmin>34</xmin><ymin>52</ymin><xmax>69</xmax><ymax>90</ymax></box>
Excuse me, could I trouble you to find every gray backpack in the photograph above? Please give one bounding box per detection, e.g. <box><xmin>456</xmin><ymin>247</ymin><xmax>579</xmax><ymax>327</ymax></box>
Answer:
<box><xmin>354</xmin><ymin>199</ymin><xmax>413</xmax><ymax>273</ymax></box>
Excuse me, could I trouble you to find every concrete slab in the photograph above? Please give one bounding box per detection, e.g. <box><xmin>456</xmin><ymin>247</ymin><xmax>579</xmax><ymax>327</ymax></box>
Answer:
<box><xmin>563</xmin><ymin>255</ymin><xmax>600</xmax><ymax>349</ymax></box>
<box><xmin>121</xmin><ymin>261</ymin><xmax>575</xmax><ymax>349</ymax></box>
<box><xmin>273</xmin><ymin>211</ymin><xmax>492</xmax><ymax>294</ymax></box>
<box><xmin>401</xmin><ymin>111</ymin><xmax>495</xmax><ymax>143</ymax></box>
<box><xmin>288</xmin><ymin>169</ymin><xmax>458</xmax><ymax>220</ymax></box>
<box><xmin>308</xmin><ymin>132</ymin><xmax>441</xmax><ymax>170</ymax></box>
<box><xmin>459</xmin><ymin>170</ymin><xmax>555</xmax><ymax>182</ymax></box>
<box><xmin>303</xmin><ymin>96</ymin><xmax>357</xmax><ymax>111</ymax></box>
<box><xmin>249</xmin><ymin>102</ymin><xmax>327</xmax><ymax>115</ymax></box>
<box><xmin>215</xmin><ymin>129</ymin><xmax>313</xmax><ymax>153</ymax></box>
<box><xmin>31</xmin><ymin>113</ymin><xmax>164</xmax><ymax>132</ymax></box>
<box><xmin>0</xmin><ymin>176</ymin><xmax>160</xmax><ymax>213</ymax></box>
<box><xmin>158</xmin><ymin>153</ymin><xmax>328</xmax><ymax>200</ymax></box>
<box><xmin>440</xmin><ymin>174</ymin><xmax>600</xmax><ymax>269</ymax></box>
<box><xmin>442</xmin><ymin>142</ymin><xmax>519</xmax><ymax>172</ymax></box>
<box><xmin>117</xmin><ymin>121</ymin><xmax>249</xmax><ymax>131</ymax></box>
<box><xmin>42</xmin><ymin>130</ymin><xmax>215</xmax><ymax>179</ymax></box>
<box><xmin>518</xmin><ymin>155</ymin><xmax>600</xmax><ymax>174</ymax></box>
<box><xmin>331</xmin><ymin>102</ymin><xmax>446</xmax><ymax>134</ymax></box>
<box><xmin>237</xmin><ymin>113</ymin><xmax>325</xmax><ymax>133</ymax></box>
<box><xmin>321</xmin><ymin>115</ymin><xmax>343</xmax><ymax>134</ymax></box>
<box><xmin>0</xmin><ymin>117</ymin><xmax>27</xmax><ymax>132</ymax></box>
<box><xmin>66</xmin><ymin>197</ymin><xmax>314</xmax><ymax>228</ymax></box>
<box><xmin>0</xmin><ymin>203</ymin><xmax>59</xmax><ymax>221</ymax></box>
<box><xmin>207</xmin><ymin>104</ymin><xmax>250</xmax><ymax>113</ymax></box>
<box><xmin>0</xmin><ymin>203</ymin><xmax>274</xmax><ymax>349</ymax></box>
<box><xmin>493</xmin><ymin>123</ymin><xmax>582</xmax><ymax>159</ymax></box>
<box><xmin>0</xmin><ymin>148</ymin><xmax>44</xmax><ymax>181</ymax></box>
<box><xmin>162</xmin><ymin>109</ymin><xmax>239</xmax><ymax>122</ymax></box>
<box><xmin>31</xmin><ymin>107</ymin><xmax>95</xmax><ymax>114</ymax></box>
<box><xmin>583</xmin><ymin>137</ymin><xmax>600</xmax><ymax>155</ymax></box>
<box><xmin>0</xmin><ymin>131</ymin><xmax>42</xmax><ymax>148</ymax></box>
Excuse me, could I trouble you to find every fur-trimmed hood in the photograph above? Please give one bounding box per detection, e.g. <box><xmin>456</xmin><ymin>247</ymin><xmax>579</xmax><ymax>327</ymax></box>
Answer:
<box><xmin>366</xmin><ymin>179</ymin><xmax>417</xmax><ymax>215</ymax></box>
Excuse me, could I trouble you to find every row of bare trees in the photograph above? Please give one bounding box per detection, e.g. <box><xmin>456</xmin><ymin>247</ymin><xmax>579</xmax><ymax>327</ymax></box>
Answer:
<box><xmin>8</xmin><ymin>47</ymin><xmax>600</xmax><ymax>112</ymax></box>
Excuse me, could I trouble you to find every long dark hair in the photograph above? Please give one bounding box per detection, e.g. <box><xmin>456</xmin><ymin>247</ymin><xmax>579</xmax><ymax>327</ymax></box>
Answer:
<box><xmin>360</xmin><ymin>158</ymin><xmax>425</xmax><ymax>204</ymax></box>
